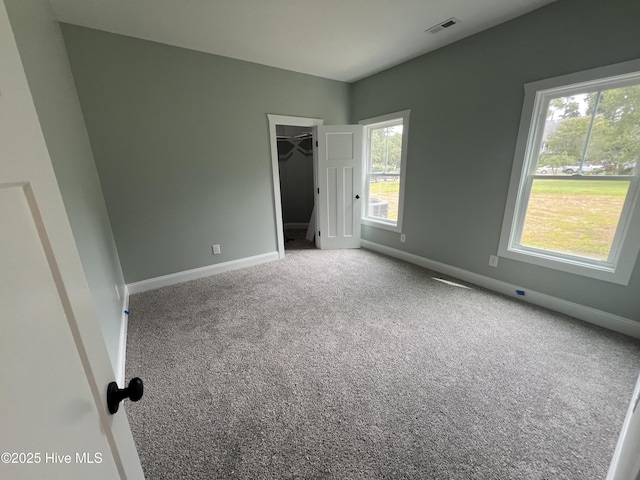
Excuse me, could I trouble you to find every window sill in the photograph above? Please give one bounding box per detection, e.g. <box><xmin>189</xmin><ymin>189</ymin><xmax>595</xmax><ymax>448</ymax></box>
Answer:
<box><xmin>498</xmin><ymin>245</ymin><xmax>631</xmax><ymax>286</ymax></box>
<box><xmin>362</xmin><ymin>218</ymin><xmax>401</xmax><ymax>233</ymax></box>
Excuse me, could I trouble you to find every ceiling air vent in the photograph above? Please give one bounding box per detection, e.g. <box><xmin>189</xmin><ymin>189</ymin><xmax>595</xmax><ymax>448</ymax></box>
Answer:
<box><xmin>425</xmin><ymin>17</ymin><xmax>460</xmax><ymax>34</ymax></box>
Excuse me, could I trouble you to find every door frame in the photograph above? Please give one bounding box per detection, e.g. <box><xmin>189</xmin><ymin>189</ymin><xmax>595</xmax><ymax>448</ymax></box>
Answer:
<box><xmin>607</xmin><ymin>370</ymin><xmax>640</xmax><ymax>479</ymax></box>
<box><xmin>267</xmin><ymin>114</ymin><xmax>323</xmax><ymax>258</ymax></box>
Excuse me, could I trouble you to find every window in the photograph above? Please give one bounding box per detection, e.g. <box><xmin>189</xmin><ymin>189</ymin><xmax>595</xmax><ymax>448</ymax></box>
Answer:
<box><xmin>499</xmin><ymin>60</ymin><xmax>640</xmax><ymax>285</ymax></box>
<box><xmin>360</xmin><ymin>110</ymin><xmax>410</xmax><ymax>232</ymax></box>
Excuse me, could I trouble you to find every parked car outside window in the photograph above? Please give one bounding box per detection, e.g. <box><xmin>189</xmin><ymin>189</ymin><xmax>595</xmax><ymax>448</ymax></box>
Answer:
<box><xmin>562</xmin><ymin>163</ymin><xmax>604</xmax><ymax>174</ymax></box>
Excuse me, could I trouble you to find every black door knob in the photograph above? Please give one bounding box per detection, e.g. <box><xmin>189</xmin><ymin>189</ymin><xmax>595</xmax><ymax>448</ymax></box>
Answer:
<box><xmin>107</xmin><ymin>377</ymin><xmax>143</xmax><ymax>414</ymax></box>
<box><xmin>355</xmin><ymin>195</ymin><xmax>360</xmax><ymax>199</ymax></box>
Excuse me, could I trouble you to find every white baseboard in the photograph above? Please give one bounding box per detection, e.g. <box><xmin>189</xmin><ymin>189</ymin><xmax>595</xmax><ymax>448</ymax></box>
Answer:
<box><xmin>362</xmin><ymin>240</ymin><xmax>640</xmax><ymax>339</ymax></box>
<box><xmin>126</xmin><ymin>251</ymin><xmax>280</xmax><ymax>295</ymax></box>
<box><xmin>116</xmin><ymin>284</ymin><xmax>129</xmax><ymax>387</ymax></box>
<box><xmin>284</xmin><ymin>222</ymin><xmax>309</xmax><ymax>229</ymax></box>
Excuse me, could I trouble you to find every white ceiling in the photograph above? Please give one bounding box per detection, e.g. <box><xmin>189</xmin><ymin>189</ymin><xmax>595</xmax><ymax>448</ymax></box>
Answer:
<box><xmin>48</xmin><ymin>0</ymin><xmax>557</xmax><ymax>83</ymax></box>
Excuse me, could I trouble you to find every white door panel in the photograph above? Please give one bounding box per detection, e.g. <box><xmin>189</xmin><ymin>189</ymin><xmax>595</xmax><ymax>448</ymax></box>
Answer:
<box><xmin>0</xmin><ymin>185</ymin><xmax>121</xmax><ymax>479</ymax></box>
<box><xmin>317</xmin><ymin>125</ymin><xmax>363</xmax><ymax>249</ymax></box>
<box><xmin>0</xmin><ymin>4</ymin><xmax>143</xmax><ymax>479</ymax></box>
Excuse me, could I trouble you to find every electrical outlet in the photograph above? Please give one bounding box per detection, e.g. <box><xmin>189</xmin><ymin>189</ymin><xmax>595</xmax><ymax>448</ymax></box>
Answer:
<box><xmin>212</xmin><ymin>244</ymin><xmax>221</xmax><ymax>255</ymax></box>
<box><xmin>489</xmin><ymin>255</ymin><xmax>499</xmax><ymax>267</ymax></box>
<box><xmin>400</xmin><ymin>234</ymin><xmax>406</xmax><ymax>243</ymax></box>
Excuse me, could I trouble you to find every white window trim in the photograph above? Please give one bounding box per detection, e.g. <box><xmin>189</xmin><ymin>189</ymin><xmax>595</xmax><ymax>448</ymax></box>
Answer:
<box><xmin>498</xmin><ymin>59</ymin><xmax>640</xmax><ymax>286</ymax></box>
<box><xmin>359</xmin><ymin>110</ymin><xmax>410</xmax><ymax>233</ymax></box>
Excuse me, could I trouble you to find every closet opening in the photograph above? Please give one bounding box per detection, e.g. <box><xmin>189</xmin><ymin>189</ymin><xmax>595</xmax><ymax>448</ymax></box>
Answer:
<box><xmin>276</xmin><ymin>125</ymin><xmax>316</xmax><ymax>251</ymax></box>
<box><xmin>267</xmin><ymin>113</ymin><xmax>324</xmax><ymax>258</ymax></box>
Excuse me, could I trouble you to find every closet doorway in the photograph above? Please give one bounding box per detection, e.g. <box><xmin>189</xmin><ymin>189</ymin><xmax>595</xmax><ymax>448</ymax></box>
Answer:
<box><xmin>267</xmin><ymin>114</ymin><xmax>323</xmax><ymax>258</ymax></box>
<box><xmin>277</xmin><ymin>125</ymin><xmax>315</xmax><ymax>251</ymax></box>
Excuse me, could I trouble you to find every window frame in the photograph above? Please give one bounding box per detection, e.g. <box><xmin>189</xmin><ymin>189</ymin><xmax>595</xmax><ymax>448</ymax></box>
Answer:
<box><xmin>498</xmin><ymin>59</ymin><xmax>640</xmax><ymax>286</ymax></box>
<box><xmin>359</xmin><ymin>110</ymin><xmax>410</xmax><ymax>233</ymax></box>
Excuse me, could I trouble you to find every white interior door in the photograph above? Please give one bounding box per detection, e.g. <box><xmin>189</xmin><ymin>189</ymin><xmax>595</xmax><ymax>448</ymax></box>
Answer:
<box><xmin>0</xmin><ymin>5</ymin><xmax>143</xmax><ymax>479</ymax></box>
<box><xmin>607</xmin><ymin>371</ymin><xmax>640</xmax><ymax>479</ymax></box>
<box><xmin>316</xmin><ymin>125</ymin><xmax>363</xmax><ymax>249</ymax></box>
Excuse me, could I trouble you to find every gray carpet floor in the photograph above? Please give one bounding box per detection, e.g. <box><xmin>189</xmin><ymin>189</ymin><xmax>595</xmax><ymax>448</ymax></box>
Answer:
<box><xmin>126</xmin><ymin>248</ymin><xmax>640</xmax><ymax>479</ymax></box>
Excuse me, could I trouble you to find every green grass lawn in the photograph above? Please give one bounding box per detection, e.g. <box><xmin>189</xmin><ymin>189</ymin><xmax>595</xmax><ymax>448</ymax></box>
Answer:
<box><xmin>522</xmin><ymin>179</ymin><xmax>629</xmax><ymax>260</ymax></box>
<box><xmin>369</xmin><ymin>180</ymin><xmax>400</xmax><ymax>220</ymax></box>
<box><xmin>530</xmin><ymin>179</ymin><xmax>629</xmax><ymax>196</ymax></box>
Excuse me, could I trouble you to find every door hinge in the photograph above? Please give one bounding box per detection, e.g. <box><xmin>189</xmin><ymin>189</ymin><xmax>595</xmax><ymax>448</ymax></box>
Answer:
<box><xmin>315</xmin><ymin>140</ymin><xmax>318</xmax><ymax>147</ymax></box>
<box><xmin>317</xmin><ymin>187</ymin><xmax>320</xmax><ymax>194</ymax></box>
<box><xmin>318</xmin><ymin>231</ymin><xmax>321</xmax><ymax>237</ymax></box>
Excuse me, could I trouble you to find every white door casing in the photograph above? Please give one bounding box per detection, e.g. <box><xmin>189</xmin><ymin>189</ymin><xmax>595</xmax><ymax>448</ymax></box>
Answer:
<box><xmin>267</xmin><ymin>114</ymin><xmax>324</xmax><ymax>258</ymax></box>
<box><xmin>0</xmin><ymin>3</ymin><xmax>143</xmax><ymax>479</ymax></box>
<box><xmin>316</xmin><ymin>125</ymin><xmax>363</xmax><ymax>250</ymax></box>
<box><xmin>607</xmin><ymin>371</ymin><xmax>640</xmax><ymax>480</ymax></box>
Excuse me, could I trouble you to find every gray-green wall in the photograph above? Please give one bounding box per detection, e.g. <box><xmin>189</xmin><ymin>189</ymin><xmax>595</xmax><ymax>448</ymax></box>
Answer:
<box><xmin>61</xmin><ymin>25</ymin><xmax>350</xmax><ymax>283</ymax></box>
<box><xmin>5</xmin><ymin>0</ymin><xmax>126</xmax><ymax>372</ymax></box>
<box><xmin>351</xmin><ymin>0</ymin><xmax>640</xmax><ymax>320</ymax></box>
